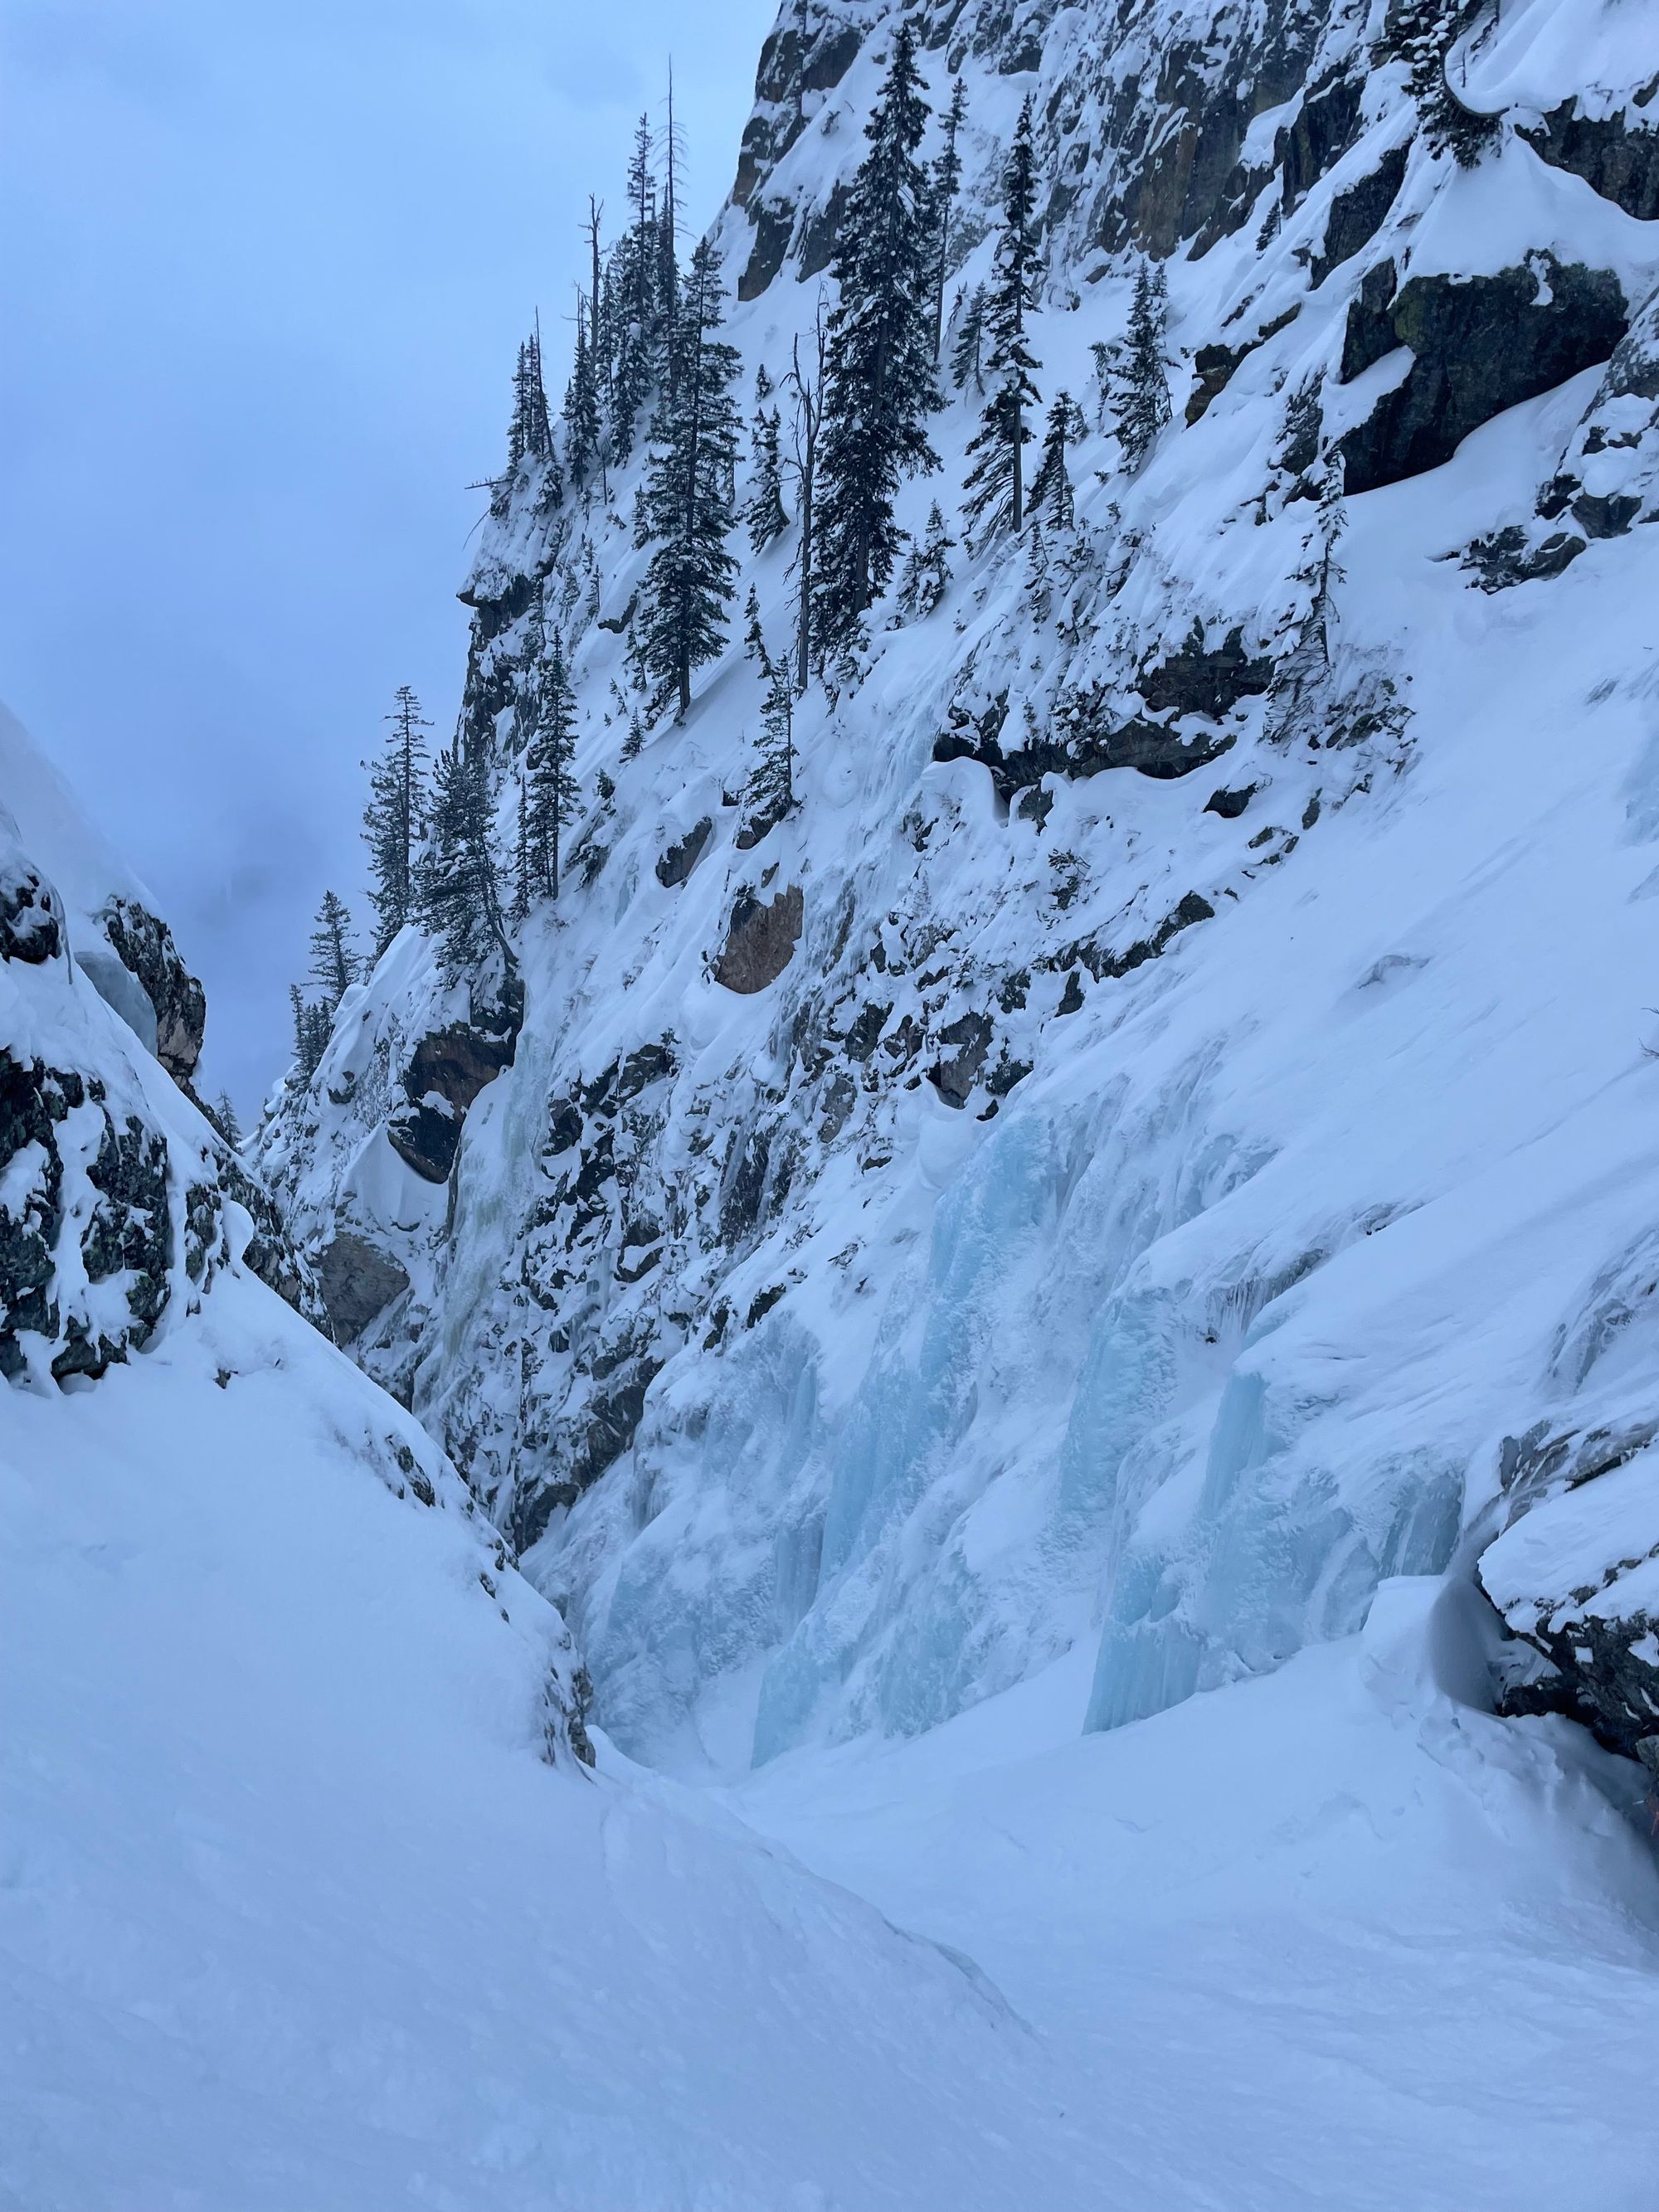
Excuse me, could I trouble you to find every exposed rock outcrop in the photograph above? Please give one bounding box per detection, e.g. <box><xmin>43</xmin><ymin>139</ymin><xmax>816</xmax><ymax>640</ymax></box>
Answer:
<box><xmin>1342</xmin><ymin>259</ymin><xmax>1629</xmax><ymax>495</ymax></box>
<box><xmin>96</xmin><ymin>895</ymin><xmax>207</xmax><ymax>1084</ymax></box>
<box><xmin>1481</xmin><ymin>1437</ymin><xmax>1659</xmax><ymax>1775</ymax></box>
<box><xmin>1519</xmin><ymin>93</ymin><xmax>1659</xmax><ymax>221</ymax></box>
<box><xmin>713</xmin><ymin>885</ymin><xmax>804</xmax><ymax>994</ymax></box>
<box><xmin>317</xmin><ymin>1231</ymin><xmax>412</xmax><ymax>1344</ymax></box>
<box><xmin>656</xmin><ymin>817</ymin><xmax>713</xmax><ymax>887</ymax></box>
<box><xmin>388</xmin><ymin>980</ymin><xmax>524</xmax><ymax>1184</ymax></box>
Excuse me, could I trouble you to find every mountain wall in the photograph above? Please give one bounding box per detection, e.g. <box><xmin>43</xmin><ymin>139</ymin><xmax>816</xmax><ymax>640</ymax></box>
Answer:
<box><xmin>257</xmin><ymin>0</ymin><xmax>1659</xmax><ymax>1788</ymax></box>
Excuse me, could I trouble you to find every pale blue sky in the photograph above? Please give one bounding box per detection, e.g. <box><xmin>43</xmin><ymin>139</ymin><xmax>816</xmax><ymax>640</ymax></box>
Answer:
<box><xmin>0</xmin><ymin>0</ymin><xmax>779</xmax><ymax>1110</ymax></box>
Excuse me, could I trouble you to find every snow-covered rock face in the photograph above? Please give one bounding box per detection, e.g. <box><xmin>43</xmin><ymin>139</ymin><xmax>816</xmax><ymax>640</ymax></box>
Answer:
<box><xmin>0</xmin><ymin>706</ymin><xmax>318</xmax><ymax>1378</ymax></box>
<box><xmin>260</xmin><ymin>0</ymin><xmax>1659</xmax><ymax>1778</ymax></box>
<box><xmin>1</xmin><ymin>701</ymin><xmax>596</xmax><ymax>1768</ymax></box>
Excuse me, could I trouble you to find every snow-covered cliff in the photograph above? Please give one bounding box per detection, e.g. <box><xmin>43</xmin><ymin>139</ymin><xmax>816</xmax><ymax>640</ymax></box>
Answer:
<box><xmin>258</xmin><ymin>0</ymin><xmax>1659</xmax><ymax>1796</ymax></box>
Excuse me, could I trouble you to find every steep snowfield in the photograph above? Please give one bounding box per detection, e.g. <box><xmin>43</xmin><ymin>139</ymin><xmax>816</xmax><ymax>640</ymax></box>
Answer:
<box><xmin>7</xmin><ymin>1296</ymin><xmax>1659</xmax><ymax>2208</ymax></box>
<box><xmin>2</xmin><ymin>707</ymin><xmax>1082</xmax><ymax>2210</ymax></box>
<box><xmin>2</xmin><ymin>1266</ymin><xmax>1107</xmax><ymax>2212</ymax></box>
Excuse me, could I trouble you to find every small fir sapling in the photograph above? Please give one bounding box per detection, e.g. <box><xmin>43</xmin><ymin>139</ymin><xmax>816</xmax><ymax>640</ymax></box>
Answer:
<box><xmin>1105</xmin><ymin>260</ymin><xmax>1171</xmax><ymax>473</ymax></box>
<box><xmin>363</xmin><ymin>684</ymin><xmax>431</xmax><ymax>958</ymax></box>
<box><xmin>745</xmin><ymin>367</ymin><xmax>791</xmax><ymax>552</ymax></box>
<box><xmin>1028</xmin><ymin>391</ymin><xmax>1085</xmax><ymax>530</ymax></box>
<box><xmin>896</xmin><ymin>503</ymin><xmax>955</xmax><ymax>619</ymax></box>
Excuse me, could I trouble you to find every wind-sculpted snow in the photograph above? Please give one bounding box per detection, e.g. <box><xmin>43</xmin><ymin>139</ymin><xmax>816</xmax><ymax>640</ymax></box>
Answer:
<box><xmin>260</xmin><ymin>0</ymin><xmax>1659</xmax><ymax>1780</ymax></box>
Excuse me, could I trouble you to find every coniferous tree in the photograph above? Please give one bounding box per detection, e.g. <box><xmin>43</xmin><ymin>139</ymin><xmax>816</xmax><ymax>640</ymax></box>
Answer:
<box><xmin>638</xmin><ymin>236</ymin><xmax>742</xmax><ymax>717</ymax></box>
<box><xmin>1277</xmin><ymin>372</ymin><xmax>1324</xmax><ymax>480</ymax></box>
<box><xmin>564</xmin><ymin>296</ymin><xmax>602</xmax><ymax>489</ymax></box>
<box><xmin>584</xmin><ymin>195</ymin><xmax>607</xmax><ymax>377</ymax></box>
<box><xmin>289</xmin><ymin>983</ymin><xmax>329</xmax><ymax>1082</ymax></box>
<box><xmin>213</xmin><ymin>1091</ymin><xmax>243</xmax><ymax>1148</ymax></box>
<box><xmin>1107</xmin><ymin>259</ymin><xmax>1171</xmax><ymax>473</ymax></box>
<box><xmin>896</xmin><ymin>501</ymin><xmax>955</xmax><ymax>620</ymax></box>
<box><xmin>506</xmin><ymin>329</ymin><xmax>554</xmax><ymax>472</ymax></box>
<box><xmin>739</xmin><ymin>600</ymin><xmax>795</xmax><ymax>841</ymax></box>
<box><xmin>1029</xmin><ymin>390</ymin><xmax>1083</xmax><ymax>530</ymax></box>
<box><xmin>785</xmin><ymin>301</ymin><xmax>827</xmax><ymax>693</ymax></box>
<box><xmin>949</xmin><ymin>284</ymin><xmax>988</xmax><ymax>393</ymax></box>
<box><xmin>745</xmin><ymin>367</ymin><xmax>790</xmax><ymax>552</ymax></box>
<box><xmin>813</xmin><ymin>21</ymin><xmax>941</xmax><ymax>654</ymax></box>
<box><xmin>421</xmin><ymin>741</ymin><xmax>507</xmax><ymax>977</ymax></box>
<box><xmin>506</xmin><ymin>342</ymin><xmax>532</xmax><ymax>472</ymax></box>
<box><xmin>308</xmin><ymin>890</ymin><xmax>358</xmax><ymax>1010</ymax></box>
<box><xmin>289</xmin><ymin>982</ymin><xmax>311</xmax><ymax>1077</ymax></box>
<box><xmin>511</xmin><ymin>768</ymin><xmax>533</xmax><ymax>926</ymax></box>
<box><xmin>1373</xmin><ymin>0</ymin><xmax>1497</xmax><ymax>167</ymax></box>
<box><xmin>610</xmin><ymin>114</ymin><xmax>661</xmax><ymax>460</ymax></box>
<box><xmin>963</xmin><ymin>95</ymin><xmax>1042</xmax><ymax>545</ymax></box>
<box><xmin>930</xmin><ymin>77</ymin><xmax>968</xmax><ymax>366</ymax></box>
<box><xmin>657</xmin><ymin>70</ymin><xmax>683</xmax><ymax>381</ymax></box>
<box><xmin>526</xmin><ymin>630</ymin><xmax>579</xmax><ymax>898</ymax></box>
<box><xmin>363</xmin><ymin>684</ymin><xmax>431</xmax><ymax>957</ymax></box>
<box><xmin>1272</xmin><ymin>463</ymin><xmax>1349</xmax><ymax>740</ymax></box>
<box><xmin>1023</xmin><ymin>517</ymin><xmax>1052</xmax><ymax>620</ymax></box>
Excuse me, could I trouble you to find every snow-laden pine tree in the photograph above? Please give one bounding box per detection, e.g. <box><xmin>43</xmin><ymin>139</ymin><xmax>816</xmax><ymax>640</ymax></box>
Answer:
<box><xmin>1269</xmin><ymin>463</ymin><xmax>1349</xmax><ymax>741</ymax></box>
<box><xmin>363</xmin><ymin>683</ymin><xmax>430</xmax><ymax>958</ymax></box>
<box><xmin>930</xmin><ymin>77</ymin><xmax>967</xmax><ymax>367</ymax></box>
<box><xmin>421</xmin><ymin>741</ymin><xmax>508</xmax><ymax>979</ymax></box>
<box><xmin>308</xmin><ymin>890</ymin><xmax>358</xmax><ymax>1012</ymax></box>
<box><xmin>896</xmin><ymin>502</ymin><xmax>955</xmax><ymax>620</ymax></box>
<box><xmin>963</xmin><ymin>95</ymin><xmax>1043</xmax><ymax>546</ymax></box>
<box><xmin>1107</xmin><ymin>259</ymin><xmax>1171</xmax><ymax>474</ymax></box>
<box><xmin>527</xmin><ymin>630</ymin><xmax>580</xmax><ymax>898</ymax></box>
<box><xmin>785</xmin><ymin>300</ymin><xmax>827</xmax><ymax>693</ymax></box>
<box><xmin>564</xmin><ymin>298</ymin><xmax>603</xmax><ymax>492</ymax></box>
<box><xmin>657</xmin><ymin>71</ymin><xmax>684</xmax><ymax>394</ymax></box>
<box><xmin>289</xmin><ymin>982</ymin><xmax>328</xmax><ymax>1082</ymax></box>
<box><xmin>950</xmin><ymin>284</ymin><xmax>988</xmax><ymax>394</ymax></box>
<box><xmin>1373</xmin><ymin>0</ymin><xmax>1499</xmax><ymax>167</ymax></box>
<box><xmin>738</xmin><ymin>600</ymin><xmax>794</xmax><ymax>845</ymax></box>
<box><xmin>1276</xmin><ymin>372</ymin><xmax>1324</xmax><ymax>480</ymax></box>
<box><xmin>745</xmin><ymin>367</ymin><xmax>790</xmax><ymax>552</ymax></box>
<box><xmin>610</xmin><ymin>114</ymin><xmax>663</xmax><ymax>462</ymax></box>
<box><xmin>1029</xmin><ymin>390</ymin><xmax>1083</xmax><ymax>530</ymax></box>
<box><xmin>813</xmin><ymin>20</ymin><xmax>941</xmax><ymax>655</ymax></box>
<box><xmin>638</xmin><ymin>236</ymin><xmax>742</xmax><ymax>718</ymax></box>
<box><xmin>1023</xmin><ymin>517</ymin><xmax>1051</xmax><ymax>621</ymax></box>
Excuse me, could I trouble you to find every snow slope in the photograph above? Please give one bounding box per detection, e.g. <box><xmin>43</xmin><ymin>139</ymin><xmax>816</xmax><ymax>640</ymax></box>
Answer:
<box><xmin>2</xmin><ymin>1264</ymin><xmax>1106</xmax><ymax>2212</ymax></box>
<box><xmin>734</xmin><ymin>1587</ymin><xmax>1659</xmax><ymax>2212</ymax></box>
<box><xmin>1</xmin><ymin>704</ymin><xmax>1085</xmax><ymax>2211</ymax></box>
<box><xmin>12</xmin><ymin>1275</ymin><xmax>1656</xmax><ymax>2208</ymax></box>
